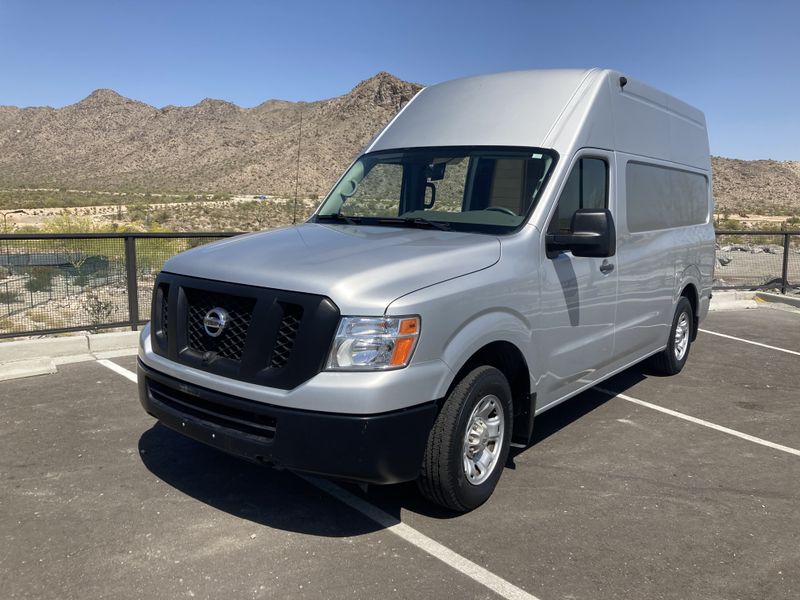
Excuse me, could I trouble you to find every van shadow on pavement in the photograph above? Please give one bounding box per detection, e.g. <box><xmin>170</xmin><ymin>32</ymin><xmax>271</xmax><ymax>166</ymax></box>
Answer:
<box><xmin>138</xmin><ymin>366</ymin><xmax>648</xmax><ymax>534</ymax></box>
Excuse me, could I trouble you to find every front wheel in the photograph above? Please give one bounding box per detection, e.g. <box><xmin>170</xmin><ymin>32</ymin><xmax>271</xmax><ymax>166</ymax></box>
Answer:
<box><xmin>647</xmin><ymin>297</ymin><xmax>694</xmax><ymax>376</ymax></box>
<box><xmin>417</xmin><ymin>366</ymin><xmax>512</xmax><ymax>512</ymax></box>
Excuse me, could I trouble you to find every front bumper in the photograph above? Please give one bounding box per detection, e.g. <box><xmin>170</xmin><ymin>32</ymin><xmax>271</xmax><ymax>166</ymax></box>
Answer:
<box><xmin>138</xmin><ymin>323</ymin><xmax>454</xmax><ymax>415</ymax></box>
<box><xmin>138</xmin><ymin>360</ymin><xmax>438</xmax><ymax>484</ymax></box>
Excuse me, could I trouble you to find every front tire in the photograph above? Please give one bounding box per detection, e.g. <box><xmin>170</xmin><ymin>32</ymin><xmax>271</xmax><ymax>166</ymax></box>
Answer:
<box><xmin>648</xmin><ymin>297</ymin><xmax>694</xmax><ymax>376</ymax></box>
<box><xmin>417</xmin><ymin>366</ymin><xmax>512</xmax><ymax>512</ymax></box>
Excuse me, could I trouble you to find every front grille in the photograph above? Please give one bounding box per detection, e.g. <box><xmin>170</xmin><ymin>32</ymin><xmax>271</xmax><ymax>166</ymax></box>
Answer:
<box><xmin>151</xmin><ymin>272</ymin><xmax>340</xmax><ymax>390</ymax></box>
<box><xmin>185</xmin><ymin>289</ymin><xmax>255</xmax><ymax>361</ymax></box>
<box><xmin>148</xmin><ymin>379</ymin><xmax>277</xmax><ymax>440</ymax></box>
<box><xmin>160</xmin><ymin>284</ymin><xmax>169</xmax><ymax>343</ymax></box>
<box><xmin>270</xmin><ymin>303</ymin><xmax>303</xmax><ymax>368</ymax></box>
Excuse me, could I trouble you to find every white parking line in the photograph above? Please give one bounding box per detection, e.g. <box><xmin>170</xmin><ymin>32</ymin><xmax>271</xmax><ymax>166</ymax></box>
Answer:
<box><xmin>595</xmin><ymin>387</ymin><xmax>800</xmax><ymax>458</ymax></box>
<box><xmin>98</xmin><ymin>359</ymin><xmax>541</xmax><ymax>600</ymax></box>
<box><xmin>97</xmin><ymin>359</ymin><xmax>138</xmax><ymax>383</ymax></box>
<box><xmin>301</xmin><ymin>475</ymin><xmax>540</xmax><ymax>600</ymax></box>
<box><xmin>699</xmin><ymin>329</ymin><xmax>800</xmax><ymax>357</ymax></box>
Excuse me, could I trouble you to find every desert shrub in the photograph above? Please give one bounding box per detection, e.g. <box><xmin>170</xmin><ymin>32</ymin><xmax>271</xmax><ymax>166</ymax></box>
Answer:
<box><xmin>26</xmin><ymin>310</ymin><xmax>66</xmax><ymax>329</ymax></box>
<box><xmin>136</xmin><ymin>238</ymin><xmax>188</xmax><ymax>274</ymax></box>
<box><xmin>0</xmin><ymin>290</ymin><xmax>20</xmax><ymax>304</ymax></box>
<box><xmin>716</xmin><ymin>218</ymin><xmax>742</xmax><ymax>231</ymax></box>
<box><xmin>0</xmin><ymin>316</ymin><xmax>18</xmax><ymax>332</ymax></box>
<box><xmin>25</xmin><ymin>267</ymin><xmax>55</xmax><ymax>293</ymax></box>
<box><xmin>41</xmin><ymin>211</ymin><xmax>97</xmax><ymax>233</ymax></box>
<box><xmin>85</xmin><ymin>292</ymin><xmax>115</xmax><ymax>329</ymax></box>
<box><xmin>185</xmin><ymin>237</ymin><xmax>220</xmax><ymax>249</ymax></box>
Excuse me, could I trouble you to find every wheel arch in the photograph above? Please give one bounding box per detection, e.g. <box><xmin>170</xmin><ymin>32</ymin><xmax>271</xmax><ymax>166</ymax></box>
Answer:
<box><xmin>679</xmin><ymin>281</ymin><xmax>700</xmax><ymax>340</ymax></box>
<box><xmin>444</xmin><ymin>339</ymin><xmax>534</xmax><ymax>445</ymax></box>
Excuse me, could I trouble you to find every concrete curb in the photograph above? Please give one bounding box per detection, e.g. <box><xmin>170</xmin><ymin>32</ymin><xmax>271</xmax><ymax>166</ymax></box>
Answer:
<box><xmin>0</xmin><ymin>331</ymin><xmax>139</xmax><ymax>381</ymax></box>
<box><xmin>0</xmin><ymin>336</ymin><xmax>88</xmax><ymax>362</ymax></box>
<box><xmin>0</xmin><ymin>358</ymin><xmax>57</xmax><ymax>382</ymax></box>
<box><xmin>755</xmin><ymin>292</ymin><xmax>800</xmax><ymax>310</ymax></box>
<box><xmin>708</xmin><ymin>291</ymin><xmax>759</xmax><ymax>311</ymax></box>
<box><xmin>87</xmin><ymin>331</ymin><xmax>139</xmax><ymax>353</ymax></box>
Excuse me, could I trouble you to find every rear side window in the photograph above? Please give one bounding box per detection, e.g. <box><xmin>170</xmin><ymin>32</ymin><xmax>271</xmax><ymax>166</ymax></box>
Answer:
<box><xmin>548</xmin><ymin>158</ymin><xmax>607</xmax><ymax>233</ymax></box>
<box><xmin>626</xmin><ymin>162</ymin><xmax>708</xmax><ymax>232</ymax></box>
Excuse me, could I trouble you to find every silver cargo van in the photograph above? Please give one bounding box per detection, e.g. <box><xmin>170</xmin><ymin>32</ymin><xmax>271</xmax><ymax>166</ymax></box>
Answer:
<box><xmin>137</xmin><ymin>69</ymin><xmax>715</xmax><ymax>511</ymax></box>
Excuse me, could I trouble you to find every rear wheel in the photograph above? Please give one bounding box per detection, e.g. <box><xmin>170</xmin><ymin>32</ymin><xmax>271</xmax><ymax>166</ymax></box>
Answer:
<box><xmin>417</xmin><ymin>366</ymin><xmax>512</xmax><ymax>512</ymax></box>
<box><xmin>648</xmin><ymin>297</ymin><xmax>693</xmax><ymax>375</ymax></box>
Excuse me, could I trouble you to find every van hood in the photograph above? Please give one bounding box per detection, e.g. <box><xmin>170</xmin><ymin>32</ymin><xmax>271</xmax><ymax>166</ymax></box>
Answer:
<box><xmin>163</xmin><ymin>223</ymin><xmax>501</xmax><ymax>314</ymax></box>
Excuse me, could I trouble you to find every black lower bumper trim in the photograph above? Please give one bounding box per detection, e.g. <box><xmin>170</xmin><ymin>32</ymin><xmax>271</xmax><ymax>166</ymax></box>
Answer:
<box><xmin>138</xmin><ymin>360</ymin><xmax>437</xmax><ymax>484</ymax></box>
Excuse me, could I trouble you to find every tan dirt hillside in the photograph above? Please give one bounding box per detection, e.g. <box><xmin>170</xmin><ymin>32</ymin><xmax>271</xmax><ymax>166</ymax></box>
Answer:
<box><xmin>0</xmin><ymin>73</ymin><xmax>422</xmax><ymax>196</ymax></box>
<box><xmin>0</xmin><ymin>73</ymin><xmax>798</xmax><ymax>215</ymax></box>
<box><xmin>711</xmin><ymin>157</ymin><xmax>800</xmax><ymax>216</ymax></box>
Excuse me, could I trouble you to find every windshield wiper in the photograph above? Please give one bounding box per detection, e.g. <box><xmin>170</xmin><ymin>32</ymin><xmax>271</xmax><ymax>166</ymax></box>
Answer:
<box><xmin>315</xmin><ymin>213</ymin><xmax>361</xmax><ymax>225</ymax></box>
<box><xmin>377</xmin><ymin>217</ymin><xmax>451</xmax><ymax>231</ymax></box>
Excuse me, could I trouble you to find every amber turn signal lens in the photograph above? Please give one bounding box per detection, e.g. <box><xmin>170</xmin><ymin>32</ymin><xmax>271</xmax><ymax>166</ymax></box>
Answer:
<box><xmin>390</xmin><ymin>336</ymin><xmax>416</xmax><ymax>366</ymax></box>
<box><xmin>399</xmin><ymin>318</ymin><xmax>419</xmax><ymax>335</ymax></box>
<box><xmin>390</xmin><ymin>317</ymin><xmax>420</xmax><ymax>366</ymax></box>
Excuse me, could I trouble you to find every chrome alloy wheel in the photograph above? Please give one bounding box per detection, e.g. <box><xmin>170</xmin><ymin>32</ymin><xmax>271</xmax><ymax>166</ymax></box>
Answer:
<box><xmin>674</xmin><ymin>311</ymin><xmax>691</xmax><ymax>361</ymax></box>
<box><xmin>462</xmin><ymin>394</ymin><xmax>505</xmax><ymax>486</ymax></box>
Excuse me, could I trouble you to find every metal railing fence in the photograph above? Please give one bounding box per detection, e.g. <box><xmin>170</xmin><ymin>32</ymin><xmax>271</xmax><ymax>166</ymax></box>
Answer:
<box><xmin>0</xmin><ymin>230</ymin><xmax>798</xmax><ymax>339</ymax></box>
<box><xmin>714</xmin><ymin>230</ymin><xmax>799</xmax><ymax>293</ymax></box>
<box><xmin>0</xmin><ymin>233</ymin><xmax>239</xmax><ymax>339</ymax></box>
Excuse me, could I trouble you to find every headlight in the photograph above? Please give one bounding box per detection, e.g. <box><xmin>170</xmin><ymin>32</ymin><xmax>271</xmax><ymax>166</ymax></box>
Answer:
<box><xmin>326</xmin><ymin>316</ymin><xmax>420</xmax><ymax>371</ymax></box>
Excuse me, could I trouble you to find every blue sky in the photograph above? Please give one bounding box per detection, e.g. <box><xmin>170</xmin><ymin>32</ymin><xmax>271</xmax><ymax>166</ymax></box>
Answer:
<box><xmin>2</xmin><ymin>0</ymin><xmax>798</xmax><ymax>160</ymax></box>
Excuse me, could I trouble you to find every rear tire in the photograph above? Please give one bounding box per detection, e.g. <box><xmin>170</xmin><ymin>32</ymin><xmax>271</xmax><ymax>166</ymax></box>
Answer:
<box><xmin>648</xmin><ymin>297</ymin><xmax>693</xmax><ymax>376</ymax></box>
<box><xmin>417</xmin><ymin>366</ymin><xmax>512</xmax><ymax>512</ymax></box>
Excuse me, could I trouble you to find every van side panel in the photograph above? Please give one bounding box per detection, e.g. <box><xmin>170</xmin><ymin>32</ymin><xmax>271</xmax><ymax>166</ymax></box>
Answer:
<box><xmin>614</xmin><ymin>153</ymin><xmax>714</xmax><ymax>360</ymax></box>
<box><xmin>671</xmin><ymin>185</ymin><xmax>716</xmax><ymax>321</ymax></box>
<box><xmin>613</xmin><ymin>206</ymin><xmax>676</xmax><ymax>358</ymax></box>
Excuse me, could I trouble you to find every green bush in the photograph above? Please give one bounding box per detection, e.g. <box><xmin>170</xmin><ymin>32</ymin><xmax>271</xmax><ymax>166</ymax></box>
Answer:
<box><xmin>0</xmin><ymin>290</ymin><xmax>20</xmax><ymax>304</ymax></box>
<box><xmin>25</xmin><ymin>266</ymin><xmax>55</xmax><ymax>293</ymax></box>
<box><xmin>715</xmin><ymin>218</ymin><xmax>742</xmax><ymax>231</ymax></box>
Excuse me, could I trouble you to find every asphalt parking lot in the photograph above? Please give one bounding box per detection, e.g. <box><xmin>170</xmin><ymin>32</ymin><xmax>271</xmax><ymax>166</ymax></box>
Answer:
<box><xmin>1</xmin><ymin>307</ymin><xmax>799</xmax><ymax>600</ymax></box>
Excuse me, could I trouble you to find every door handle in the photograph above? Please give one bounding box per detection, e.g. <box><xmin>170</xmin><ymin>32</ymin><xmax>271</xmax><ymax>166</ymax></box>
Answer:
<box><xmin>599</xmin><ymin>260</ymin><xmax>615</xmax><ymax>274</ymax></box>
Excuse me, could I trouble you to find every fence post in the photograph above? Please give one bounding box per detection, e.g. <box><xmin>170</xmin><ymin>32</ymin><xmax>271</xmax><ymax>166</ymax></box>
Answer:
<box><xmin>781</xmin><ymin>233</ymin><xmax>791</xmax><ymax>295</ymax></box>
<box><xmin>124</xmin><ymin>236</ymin><xmax>139</xmax><ymax>330</ymax></box>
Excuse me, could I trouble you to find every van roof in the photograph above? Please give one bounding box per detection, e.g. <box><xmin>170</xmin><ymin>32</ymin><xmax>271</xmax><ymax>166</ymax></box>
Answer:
<box><xmin>367</xmin><ymin>69</ymin><xmax>710</xmax><ymax>171</ymax></box>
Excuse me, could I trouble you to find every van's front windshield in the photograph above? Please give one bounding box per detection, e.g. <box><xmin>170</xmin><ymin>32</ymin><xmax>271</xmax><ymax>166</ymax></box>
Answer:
<box><xmin>314</xmin><ymin>147</ymin><xmax>556</xmax><ymax>234</ymax></box>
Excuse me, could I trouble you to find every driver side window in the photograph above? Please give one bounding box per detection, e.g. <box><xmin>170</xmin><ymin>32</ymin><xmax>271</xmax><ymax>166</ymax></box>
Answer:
<box><xmin>548</xmin><ymin>158</ymin><xmax>608</xmax><ymax>233</ymax></box>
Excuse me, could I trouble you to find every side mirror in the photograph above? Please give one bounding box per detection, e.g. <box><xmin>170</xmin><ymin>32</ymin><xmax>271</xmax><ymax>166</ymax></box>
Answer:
<box><xmin>546</xmin><ymin>208</ymin><xmax>616</xmax><ymax>258</ymax></box>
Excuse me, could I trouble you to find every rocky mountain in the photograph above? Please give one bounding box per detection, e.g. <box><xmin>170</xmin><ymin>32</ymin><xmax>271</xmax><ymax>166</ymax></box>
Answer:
<box><xmin>0</xmin><ymin>72</ymin><xmax>422</xmax><ymax>195</ymax></box>
<box><xmin>711</xmin><ymin>157</ymin><xmax>800</xmax><ymax>215</ymax></box>
<box><xmin>1</xmin><ymin>74</ymin><xmax>798</xmax><ymax>215</ymax></box>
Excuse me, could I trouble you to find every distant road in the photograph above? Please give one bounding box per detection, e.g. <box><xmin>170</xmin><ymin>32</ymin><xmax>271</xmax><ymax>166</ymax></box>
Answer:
<box><xmin>0</xmin><ymin>187</ymin><xmax>215</xmax><ymax>199</ymax></box>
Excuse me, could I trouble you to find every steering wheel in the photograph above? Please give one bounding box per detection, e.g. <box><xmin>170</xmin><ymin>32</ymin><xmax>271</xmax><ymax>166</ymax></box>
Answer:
<box><xmin>483</xmin><ymin>206</ymin><xmax>517</xmax><ymax>216</ymax></box>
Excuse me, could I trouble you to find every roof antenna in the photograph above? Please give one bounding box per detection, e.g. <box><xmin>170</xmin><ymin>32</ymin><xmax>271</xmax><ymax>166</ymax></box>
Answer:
<box><xmin>619</xmin><ymin>76</ymin><xmax>628</xmax><ymax>89</ymax></box>
<box><xmin>292</xmin><ymin>108</ymin><xmax>303</xmax><ymax>225</ymax></box>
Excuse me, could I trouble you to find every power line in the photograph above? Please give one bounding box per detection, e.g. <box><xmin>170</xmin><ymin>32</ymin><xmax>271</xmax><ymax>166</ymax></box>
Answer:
<box><xmin>292</xmin><ymin>108</ymin><xmax>303</xmax><ymax>225</ymax></box>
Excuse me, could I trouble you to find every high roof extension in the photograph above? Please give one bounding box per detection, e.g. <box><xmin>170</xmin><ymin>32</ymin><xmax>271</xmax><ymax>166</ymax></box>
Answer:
<box><xmin>367</xmin><ymin>69</ymin><xmax>710</xmax><ymax>172</ymax></box>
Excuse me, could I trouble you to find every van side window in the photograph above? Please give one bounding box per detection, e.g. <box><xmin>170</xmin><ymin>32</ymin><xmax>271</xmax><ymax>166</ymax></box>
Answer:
<box><xmin>548</xmin><ymin>158</ymin><xmax>607</xmax><ymax>233</ymax></box>
<box><xmin>626</xmin><ymin>162</ymin><xmax>708</xmax><ymax>232</ymax></box>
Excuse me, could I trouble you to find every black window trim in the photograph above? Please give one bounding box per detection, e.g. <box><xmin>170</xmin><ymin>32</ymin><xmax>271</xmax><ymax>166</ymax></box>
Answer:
<box><xmin>545</xmin><ymin>153</ymin><xmax>610</xmax><ymax>236</ymax></box>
